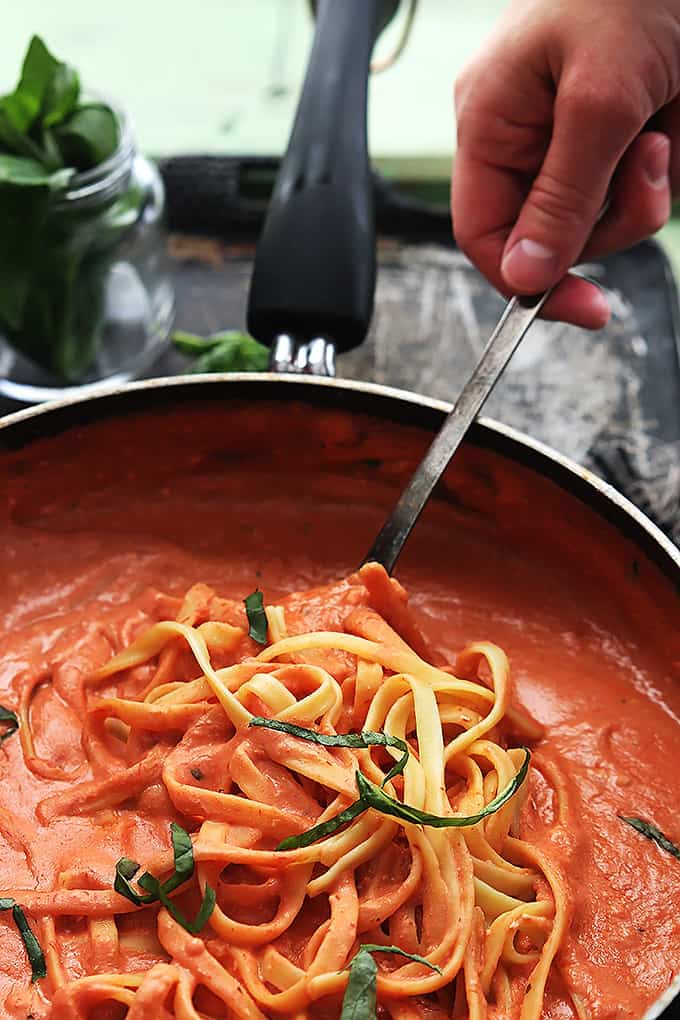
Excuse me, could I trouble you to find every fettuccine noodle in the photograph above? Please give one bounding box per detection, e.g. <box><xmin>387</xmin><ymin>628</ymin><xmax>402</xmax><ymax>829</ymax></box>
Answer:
<box><xmin>3</xmin><ymin>564</ymin><xmax>572</xmax><ymax>1019</ymax></box>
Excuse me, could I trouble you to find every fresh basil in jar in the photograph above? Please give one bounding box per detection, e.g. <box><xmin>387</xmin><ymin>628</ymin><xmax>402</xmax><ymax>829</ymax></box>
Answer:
<box><xmin>0</xmin><ymin>36</ymin><xmax>174</xmax><ymax>402</ymax></box>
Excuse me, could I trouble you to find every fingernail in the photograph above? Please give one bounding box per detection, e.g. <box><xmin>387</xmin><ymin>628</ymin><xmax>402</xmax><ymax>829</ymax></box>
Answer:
<box><xmin>501</xmin><ymin>238</ymin><xmax>558</xmax><ymax>291</ymax></box>
<box><xmin>587</xmin><ymin>288</ymin><xmax>611</xmax><ymax>328</ymax></box>
<box><xmin>644</xmin><ymin>137</ymin><xmax>670</xmax><ymax>189</ymax></box>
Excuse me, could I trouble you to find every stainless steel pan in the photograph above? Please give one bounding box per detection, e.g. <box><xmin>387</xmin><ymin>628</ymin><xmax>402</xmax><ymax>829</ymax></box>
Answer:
<box><xmin>1</xmin><ymin>376</ymin><xmax>679</xmax><ymax>1020</ymax></box>
<box><xmin>0</xmin><ymin>0</ymin><xmax>678</xmax><ymax>1012</ymax></box>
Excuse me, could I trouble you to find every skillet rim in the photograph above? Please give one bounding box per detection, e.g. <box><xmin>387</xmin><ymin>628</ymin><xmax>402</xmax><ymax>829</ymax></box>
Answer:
<box><xmin>1</xmin><ymin>372</ymin><xmax>678</xmax><ymax>589</ymax></box>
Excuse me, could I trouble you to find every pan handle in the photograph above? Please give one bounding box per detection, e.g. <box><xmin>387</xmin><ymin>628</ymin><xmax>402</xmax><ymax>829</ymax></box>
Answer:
<box><xmin>247</xmin><ymin>0</ymin><xmax>398</xmax><ymax>361</ymax></box>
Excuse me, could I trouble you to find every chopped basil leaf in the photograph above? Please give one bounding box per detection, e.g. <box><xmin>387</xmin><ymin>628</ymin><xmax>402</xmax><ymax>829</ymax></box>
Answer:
<box><xmin>53</xmin><ymin>102</ymin><xmax>118</xmax><ymax>170</ymax></box>
<box><xmin>164</xmin><ymin>822</ymin><xmax>195</xmax><ymax>893</ymax></box>
<box><xmin>249</xmin><ymin>717</ymin><xmax>410</xmax><ymax>785</ymax></box>
<box><xmin>158</xmin><ymin>882</ymin><xmax>216</xmax><ymax>934</ymax></box>
<box><xmin>356</xmin><ymin>748</ymin><xmax>530</xmax><ymax>829</ymax></box>
<box><xmin>186</xmin><ymin>883</ymin><xmax>217</xmax><ymax>933</ymax></box>
<box><xmin>619</xmin><ymin>815</ymin><xmax>680</xmax><ymax>862</ymax></box>
<box><xmin>137</xmin><ymin>871</ymin><xmax>161</xmax><ymax>896</ymax></box>
<box><xmin>12</xmin><ymin>905</ymin><xmax>47</xmax><ymax>982</ymax></box>
<box><xmin>172</xmin><ymin>329</ymin><xmax>269</xmax><ymax>373</ymax></box>
<box><xmin>276</xmin><ymin>799</ymin><xmax>368</xmax><ymax>851</ymax></box>
<box><xmin>341</xmin><ymin>947</ymin><xmax>377</xmax><ymax>1020</ymax></box>
<box><xmin>114</xmin><ymin>857</ymin><xmax>140</xmax><ymax>902</ymax></box>
<box><xmin>113</xmin><ymin>825</ymin><xmax>215</xmax><ymax>933</ymax></box>
<box><xmin>0</xmin><ymin>898</ymin><xmax>46</xmax><ymax>981</ymax></box>
<box><xmin>0</xmin><ymin>705</ymin><xmax>19</xmax><ymax>744</ymax></box>
<box><xmin>357</xmin><ymin>944</ymin><xmax>441</xmax><ymax>974</ymax></box>
<box><xmin>244</xmin><ymin>589</ymin><xmax>267</xmax><ymax>644</ymax></box>
<box><xmin>277</xmin><ymin>750</ymin><xmax>530</xmax><ymax>851</ymax></box>
<box><xmin>190</xmin><ymin>767</ymin><xmax>204</xmax><ymax>781</ymax></box>
<box><xmin>128</xmin><ymin>870</ymin><xmax>215</xmax><ymax>934</ymax></box>
<box><xmin>340</xmin><ymin>944</ymin><xmax>440</xmax><ymax>1019</ymax></box>
<box><xmin>114</xmin><ymin>857</ymin><xmax>155</xmax><ymax>906</ymax></box>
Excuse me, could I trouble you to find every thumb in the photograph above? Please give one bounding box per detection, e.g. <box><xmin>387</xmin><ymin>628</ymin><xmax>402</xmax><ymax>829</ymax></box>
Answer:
<box><xmin>501</xmin><ymin>84</ymin><xmax>645</xmax><ymax>293</ymax></box>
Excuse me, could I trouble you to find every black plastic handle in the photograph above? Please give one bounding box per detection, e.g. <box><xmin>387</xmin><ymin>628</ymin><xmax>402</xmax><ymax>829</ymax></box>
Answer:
<box><xmin>247</xmin><ymin>0</ymin><xmax>398</xmax><ymax>354</ymax></box>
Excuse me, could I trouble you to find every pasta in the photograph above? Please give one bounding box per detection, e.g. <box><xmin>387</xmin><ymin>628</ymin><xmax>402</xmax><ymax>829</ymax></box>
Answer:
<box><xmin>0</xmin><ymin>562</ymin><xmax>577</xmax><ymax>1019</ymax></box>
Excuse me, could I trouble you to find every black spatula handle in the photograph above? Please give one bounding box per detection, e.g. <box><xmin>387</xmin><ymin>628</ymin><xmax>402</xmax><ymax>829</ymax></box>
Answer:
<box><xmin>247</xmin><ymin>0</ymin><xmax>397</xmax><ymax>354</ymax></box>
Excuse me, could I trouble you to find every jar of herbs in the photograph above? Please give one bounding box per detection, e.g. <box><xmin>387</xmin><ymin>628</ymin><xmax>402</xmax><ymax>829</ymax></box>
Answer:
<box><xmin>0</xmin><ymin>37</ymin><xmax>174</xmax><ymax>403</ymax></box>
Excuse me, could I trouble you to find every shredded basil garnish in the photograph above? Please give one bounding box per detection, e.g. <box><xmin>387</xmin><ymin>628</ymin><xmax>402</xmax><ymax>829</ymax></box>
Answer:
<box><xmin>244</xmin><ymin>589</ymin><xmax>267</xmax><ymax>644</ymax></box>
<box><xmin>113</xmin><ymin>824</ymin><xmax>215</xmax><ymax>933</ymax></box>
<box><xmin>341</xmin><ymin>948</ymin><xmax>377</xmax><ymax>1020</ymax></box>
<box><xmin>0</xmin><ymin>898</ymin><xmax>46</xmax><ymax>981</ymax></box>
<box><xmin>356</xmin><ymin>748</ymin><xmax>530</xmax><ymax>828</ymax></box>
<box><xmin>277</xmin><ymin>799</ymin><xmax>368</xmax><ymax>852</ymax></box>
<box><xmin>0</xmin><ymin>705</ymin><xmax>19</xmax><ymax>744</ymax></box>
<box><xmin>341</xmin><ymin>945</ymin><xmax>441</xmax><ymax>1019</ymax></box>
<box><xmin>249</xmin><ymin>717</ymin><xmax>410</xmax><ymax>785</ymax></box>
<box><xmin>277</xmin><ymin>749</ymin><xmax>530</xmax><ymax>851</ymax></box>
<box><xmin>356</xmin><ymin>944</ymin><xmax>441</xmax><ymax>973</ymax></box>
<box><xmin>619</xmin><ymin>815</ymin><xmax>680</xmax><ymax>862</ymax></box>
<box><xmin>114</xmin><ymin>857</ymin><xmax>155</xmax><ymax>906</ymax></box>
<box><xmin>135</xmin><ymin>872</ymin><xmax>217</xmax><ymax>934</ymax></box>
<box><xmin>164</xmin><ymin>822</ymin><xmax>195</xmax><ymax>893</ymax></box>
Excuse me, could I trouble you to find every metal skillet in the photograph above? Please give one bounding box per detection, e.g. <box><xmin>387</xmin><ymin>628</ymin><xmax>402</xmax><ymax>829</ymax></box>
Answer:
<box><xmin>0</xmin><ymin>1</ymin><xmax>679</xmax><ymax>1015</ymax></box>
<box><xmin>1</xmin><ymin>389</ymin><xmax>679</xmax><ymax>1020</ymax></box>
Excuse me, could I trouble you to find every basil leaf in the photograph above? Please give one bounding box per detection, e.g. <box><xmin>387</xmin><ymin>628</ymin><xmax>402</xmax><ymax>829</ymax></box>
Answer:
<box><xmin>276</xmin><ymin>798</ymin><xmax>368</xmax><ymax>852</ymax></box>
<box><xmin>163</xmin><ymin>822</ymin><xmax>195</xmax><ymax>893</ymax></box>
<box><xmin>192</xmin><ymin>336</ymin><xmax>269</xmax><ymax>374</ymax></box>
<box><xmin>341</xmin><ymin>948</ymin><xmax>377</xmax><ymax>1020</ymax></box>
<box><xmin>185</xmin><ymin>883</ymin><xmax>217</xmax><ymax>933</ymax></box>
<box><xmin>114</xmin><ymin>860</ymin><xmax>215</xmax><ymax>934</ymax></box>
<box><xmin>0</xmin><ymin>35</ymin><xmax>77</xmax><ymax>161</ymax></box>
<box><xmin>0</xmin><ymin>706</ymin><xmax>19</xmax><ymax>744</ymax></box>
<box><xmin>277</xmin><ymin>751</ymin><xmax>530</xmax><ymax>850</ymax></box>
<box><xmin>55</xmin><ymin>103</ymin><xmax>119</xmax><ymax>170</ymax></box>
<box><xmin>249</xmin><ymin>717</ymin><xmax>410</xmax><ymax>786</ymax></box>
<box><xmin>172</xmin><ymin>330</ymin><xmax>227</xmax><ymax>355</ymax></box>
<box><xmin>114</xmin><ymin>825</ymin><xmax>200</xmax><ymax>919</ymax></box>
<box><xmin>0</xmin><ymin>162</ymin><xmax>69</xmax><ymax>348</ymax></box>
<box><xmin>0</xmin><ymin>898</ymin><xmax>46</xmax><ymax>981</ymax></box>
<box><xmin>0</xmin><ymin>35</ymin><xmax>122</xmax><ymax>374</ymax></box>
<box><xmin>0</xmin><ymin>108</ymin><xmax>45</xmax><ymax>160</ymax></box>
<box><xmin>356</xmin><ymin>748</ymin><xmax>531</xmax><ymax>829</ymax></box>
<box><xmin>39</xmin><ymin>127</ymin><xmax>64</xmax><ymax>172</ymax></box>
<box><xmin>340</xmin><ymin>943</ymin><xmax>442</xmax><ymax>1019</ymax></box>
<box><xmin>173</xmin><ymin>330</ymin><xmax>269</xmax><ymax>373</ymax></box>
<box><xmin>244</xmin><ymin>589</ymin><xmax>268</xmax><ymax>645</ymax></box>
<box><xmin>42</xmin><ymin>62</ymin><xmax>80</xmax><ymax>128</ymax></box>
<box><xmin>0</xmin><ymin>155</ymin><xmax>71</xmax><ymax>188</ymax></box>
<box><xmin>114</xmin><ymin>857</ymin><xmax>155</xmax><ymax>906</ymax></box>
<box><xmin>137</xmin><ymin>871</ymin><xmax>161</xmax><ymax>896</ymax></box>
<box><xmin>0</xmin><ymin>183</ymin><xmax>55</xmax><ymax>332</ymax></box>
<box><xmin>619</xmin><ymin>816</ymin><xmax>680</xmax><ymax>862</ymax></box>
<box><xmin>137</xmin><ymin>867</ymin><xmax>215</xmax><ymax>934</ymax></box>
<box><xmin>357</xmin><ymin>944</ymin><xmax>442</xmax><ymax>974</ymax></box>
<box><xmin>2</xmin><ymin>36</ymin><xmax>61</xmax><ymax>135</ymax></box>
<box><xmin>157</xmin><ymin>882</ymin><xmax>216</xmax><ymax>934</ymax></box>
<box><xmin>12</xmin><ymin>905</ymin><xmax>47</xmax><ymax>982</ymax></box>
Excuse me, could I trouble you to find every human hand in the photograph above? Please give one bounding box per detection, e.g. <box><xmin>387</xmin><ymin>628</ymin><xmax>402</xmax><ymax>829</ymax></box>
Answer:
<box><xmin>451</xmin><ymin>0</ymin><xmax>680</xmax><ymax>327</ymax></box>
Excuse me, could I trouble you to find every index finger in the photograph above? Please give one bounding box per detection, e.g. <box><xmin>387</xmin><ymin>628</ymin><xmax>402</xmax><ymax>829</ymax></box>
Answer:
<box><xmin>451</xmin><ymin>149</ymin><xmax>610</xmax><ymax>329</ymax></box>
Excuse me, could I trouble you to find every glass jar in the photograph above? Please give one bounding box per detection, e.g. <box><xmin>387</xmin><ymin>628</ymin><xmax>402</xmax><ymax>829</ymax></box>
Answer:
<box><xmin>0</xmin><ymin>102</ymin><xmax>174</xmax><ymax>403</ymax></box>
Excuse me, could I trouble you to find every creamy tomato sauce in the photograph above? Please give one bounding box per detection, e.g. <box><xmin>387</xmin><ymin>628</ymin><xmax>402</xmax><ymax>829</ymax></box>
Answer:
<box><xmin>0</xmin><ymin>402</ymin><xmax>678</xmax><ymax>1018</ymax></box>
